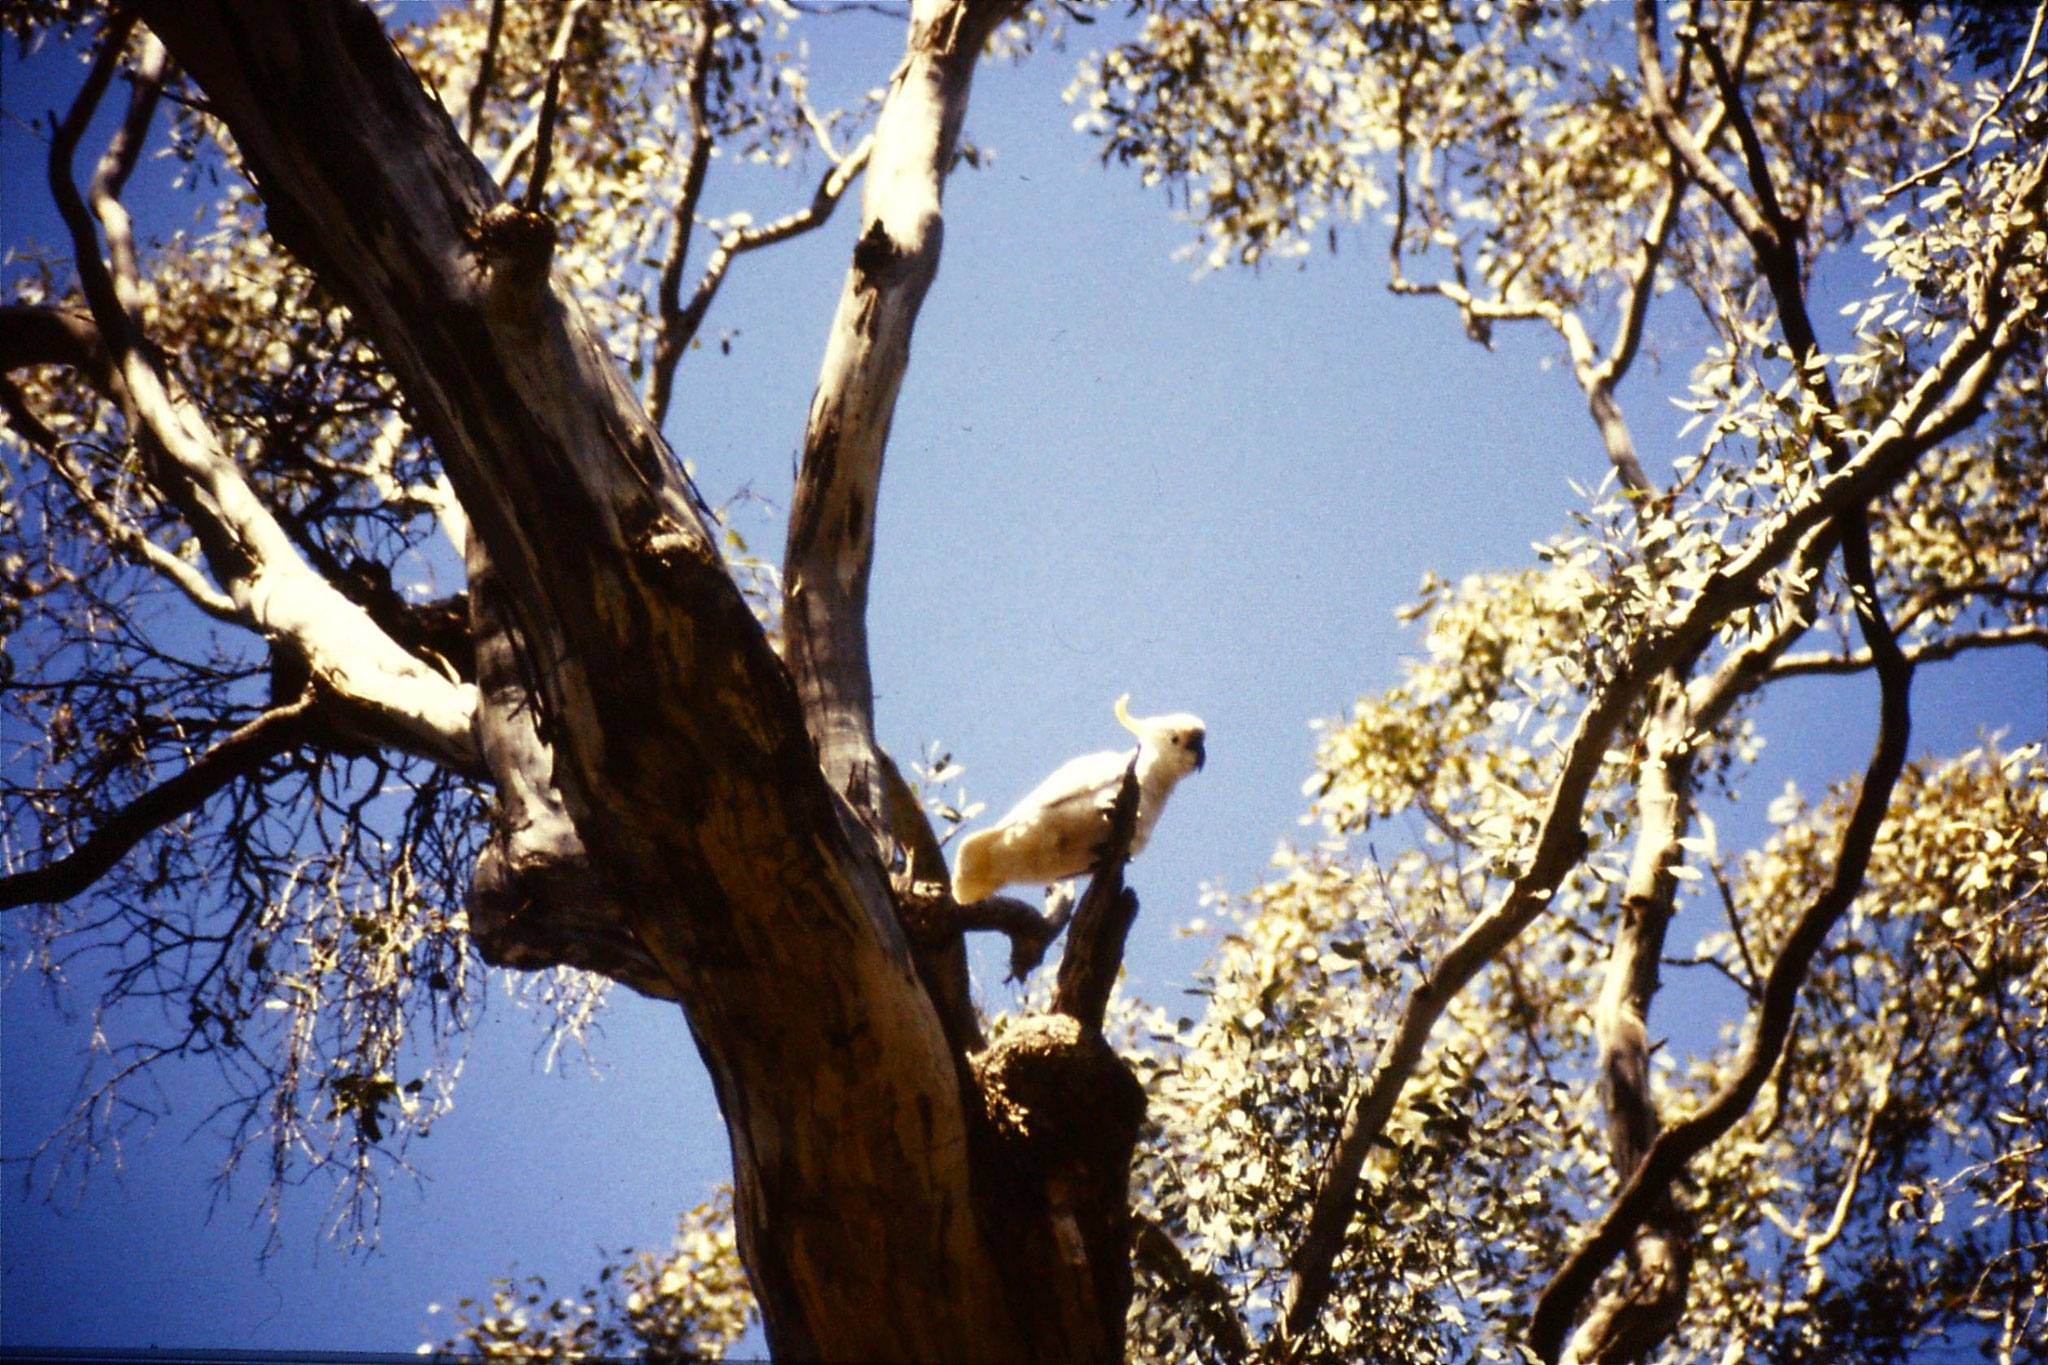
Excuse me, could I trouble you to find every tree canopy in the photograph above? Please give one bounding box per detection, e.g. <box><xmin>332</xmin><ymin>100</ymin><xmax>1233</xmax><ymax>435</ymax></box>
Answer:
<box><xmin>2</xmin><ymin>1</ymin><xmax>2044</xmax><ymax>1362</ymax></box>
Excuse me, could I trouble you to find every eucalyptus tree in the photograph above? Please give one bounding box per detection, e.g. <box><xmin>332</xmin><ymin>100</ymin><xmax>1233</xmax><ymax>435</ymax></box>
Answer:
<box><xmin>4</xmin><ymin>0</ymin><xmax>1139</xmax><ymax>1358</ymax></box>
<box><xmin>1076</xmin><ymin>1</ymin><xmax>2047</xmax><ymax>1361</ymax></box>
<box><xmin>2</xmin><ymin>2</ymin><xmax>2044</xmax><ymax>1364</ymax></box>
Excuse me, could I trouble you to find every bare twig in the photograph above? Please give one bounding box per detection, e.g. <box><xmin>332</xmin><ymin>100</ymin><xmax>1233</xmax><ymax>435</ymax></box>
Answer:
<box><xmin>465</xmin><ymin>0</ymin><xmax>507</xmax><ymax>145</ymax></box>
<box><xmin>522</xmin><ymin>0</ymin><xmax>588</xmax><ymax>214</ymax></box>
<box><xmin>1794</xmin><ymin>1051</ymin><xmax>1896</xmax><ymax>1296</ymax></box>
<box><xmin>646</xmin><ymin>4</ymin><xmax>722</xmax><ymax>430</ymax></box>
<box><xmin>0</xmin><ymin>696</ymin><xmax>320</xmax><ymax>911</ymax></box>
<box><xmin>653</xmin><ymin>135</ymin><xmax>874</xmax><ymax>425</ymax></box>
<box><xmin>1768</xmin><ymin>623</ymin><xmax>2048</xmax><ymax>679</ymax></box>
<box><xmin>1710</xmin><ymin>862</ymin><xmax>1764</xmax><ymax>1002</ymax></box>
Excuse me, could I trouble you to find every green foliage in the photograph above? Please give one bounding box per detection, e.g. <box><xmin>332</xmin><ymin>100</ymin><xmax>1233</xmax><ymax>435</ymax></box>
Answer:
<box><xmin>435</xmin><ymin>1190</ymin><xmax>756</xmax><ymax>1361</ymax></box>
<box><xmin>4</xmin><ymin>0</ymin><xmax>2043</xmax><ymax>1358</ymax></box>
<box><xmin>1065</xmin><ymin>1</ymin><xmax>2048</xmax><ymax>1359</ymax></box>
<box><xmin>1670</xmin><ymin>745</ymin><xmax>2048</xmax><ymax>1362</ymax></box>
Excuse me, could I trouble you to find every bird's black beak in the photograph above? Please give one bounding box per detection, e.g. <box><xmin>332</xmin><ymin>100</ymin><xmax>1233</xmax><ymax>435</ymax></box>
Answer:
<box><xmin>1191</xmin><ymin>735</ymin><xmax>1207</xmax><ymax>771</ymax></box>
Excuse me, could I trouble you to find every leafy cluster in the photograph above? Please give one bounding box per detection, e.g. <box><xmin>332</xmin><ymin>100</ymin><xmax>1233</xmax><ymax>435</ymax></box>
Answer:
<box><xmin>434</xmin><ymin>1190</ymin><xmax>756</xmax><ymax>1361</ymax></box>
<box><xmin>1654</xmin><ymin>744</ymin><xmax>2048</xmax><ymax>1362</ymax></box>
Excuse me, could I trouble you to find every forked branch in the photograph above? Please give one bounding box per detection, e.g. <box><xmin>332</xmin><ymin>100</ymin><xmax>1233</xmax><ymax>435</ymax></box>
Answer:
<box><xmin>1528</xmin><ymin>506</ymin><xmax>1916</xmax><ymax>1361</ymax></box>
<box><xmin>43</xmin><ymin>14</ymin><xmax>479</xmax><ymax>773</ymax></box>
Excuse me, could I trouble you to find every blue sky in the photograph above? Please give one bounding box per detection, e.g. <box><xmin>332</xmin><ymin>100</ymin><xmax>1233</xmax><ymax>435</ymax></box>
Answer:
<box><xmin>3</xmin><ymin>3</ymin><xmax>2043</xmax><ymax>1356</ymax></box>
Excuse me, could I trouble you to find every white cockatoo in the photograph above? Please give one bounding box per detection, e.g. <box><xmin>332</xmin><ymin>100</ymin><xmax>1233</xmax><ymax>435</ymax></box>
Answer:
<box><xmin>950</xmin><ymin>694</ymin><xmax>1206</xmax><ymax>904</ymax></box>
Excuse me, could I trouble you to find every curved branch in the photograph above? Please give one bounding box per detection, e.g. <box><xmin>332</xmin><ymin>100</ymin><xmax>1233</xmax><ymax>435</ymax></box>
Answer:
<box><xmin>782</xmin><ymin>0</ymin><xmax>1011</xmax><ymax>830</ymax></box>
<box><xmin>1768</xmin><ymin>622</ymin><xmax>2048</xmax><ymax>680</ymax></box>
<box><xmin>953</xmin><ymin>887</ymin><xmax>1073</xmax><ymax>982</ymax></box>
<box><xmin>1530</xmin><ymin>509</ymin><xmax>1916</xmax><ymax>1362</ymax></box>
<box><xmin>0</xmin><ymin>696</ymin><xmax>320</xmax><ymax>911</ymax></box>
<box><xmin>45</xmin><ymin>19</ymin><xmax>480</xmax><ymax>772</ymax></box>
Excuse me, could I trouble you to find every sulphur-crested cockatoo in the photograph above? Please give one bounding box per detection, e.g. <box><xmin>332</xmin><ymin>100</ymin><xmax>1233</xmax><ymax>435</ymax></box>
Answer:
<box><xmin>950</xmin><ymin>695</ymin><xmax>1205</xmax><ymax>904</ymax></box>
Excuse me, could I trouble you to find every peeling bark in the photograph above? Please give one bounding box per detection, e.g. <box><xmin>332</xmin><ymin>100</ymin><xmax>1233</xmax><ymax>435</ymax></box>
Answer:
<box><xmin>122</xmin><ymin>1</ymin><xmax>1154</xmax><ymax>1357</ymax></box>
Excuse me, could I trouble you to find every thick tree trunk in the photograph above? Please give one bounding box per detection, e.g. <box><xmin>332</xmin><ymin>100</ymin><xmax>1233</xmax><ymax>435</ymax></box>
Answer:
<box><xmin>127</xmin><ymin>2</ymin><xmax>1097</xmax><ymax>1358</ymax></box>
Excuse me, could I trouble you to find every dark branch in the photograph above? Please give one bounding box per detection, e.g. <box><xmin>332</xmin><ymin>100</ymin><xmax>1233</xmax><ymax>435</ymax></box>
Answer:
<box><xmin>465</xmin><ymin>0</ymin><xmax>506</xmax><ymax>144</ymax></box>
<box><xmin>1692</xmin><ymin>28</ymin><xmax>1826</xmax><ymax>367</ymax></box>
<box><xmin>955</xmin><ymin>887</ymin><xmax>1074</xmax><ymax>982</ymax></box>
<box><xmin>0</xmin><ymin>697</ymin><xmax>320</xmax><ymax>911</ymax></box>
<box><xmin>1767</xmin><ymin>623</ymin><xmax>2048</xmax><ymax>679</ymax></box>
<box><xmin>522</xmin><ymin>0</ymin><xmax>587</xmax><ymax>214</ymax></box>
<box><xmin>646</xmin><ymin>3</ymin><xmax>720</xmax><ymax>430</ymax></box>
<box><xmin>1634</xmin><ymin>0</ymin><xmax>1771</xmax><ymax>247</ymax></box>
<box><xmin>1052</xmin><ymin>759</ymin><xmax>1141</xmax><ymax>1033</ymax></box>
<box><xmin>464</xmin><ymin>535</ymin><xmax>678</xmax><ymax>999</ymax></box>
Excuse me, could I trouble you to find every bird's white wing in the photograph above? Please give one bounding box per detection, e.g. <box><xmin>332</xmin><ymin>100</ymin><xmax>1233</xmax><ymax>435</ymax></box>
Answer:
<box><xmin>988</xmin><ymin>747</ymin><xmax>1133</xmax><ymax>829</ymax></box>
<box><xmin>951</xmin><ymin>747</ymin><xmax>1137</xmax><ymax>902</ymax></box>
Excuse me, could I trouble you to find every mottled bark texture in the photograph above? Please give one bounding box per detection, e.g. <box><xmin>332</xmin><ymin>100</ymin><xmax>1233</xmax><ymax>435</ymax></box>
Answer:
<box><xmin>465</xmin><ymin>532</ymin><xmax>676</xmax><ymax>999</ymax></box>
<box><xmin>778</xmin><ymin>0</ymin><xmax>1013</xmax><ymax>1071</ymax></box>
<box><xmin>131</xmin><ymin>1</ymin><xmax>1146</xmax><ymax>1358</ymax></box>
<box><xmin>1568</xmin><ymin>690</ymin><xmax>1696</xmax><ymax>1364</ymax></box>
